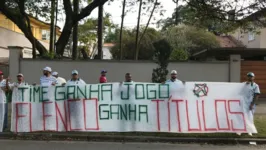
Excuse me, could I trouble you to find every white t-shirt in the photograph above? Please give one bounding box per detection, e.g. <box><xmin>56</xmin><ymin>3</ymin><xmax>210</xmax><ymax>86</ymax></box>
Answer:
<box><xmin>40</xmin><ymin>76</ymin><xmax>58</xmax><ymax>86</ymax></box>
<box><xmin>243</xmin><ymin>82</ymin><xmax>260</xmax><ymax>103</ymax></box>
<box><xmin>66</xmin><ymin>78</ymin><xmax>86</xmax><ymax>85</ymax></box>
<box><xmin>56</xmin><ymin>77</ymin><xmax>66</xmax><ymax>85</ymax></box>
<box><xmin>166</xmin><ymin>79</ymin><xmax>182</xmax><ymax>83</ymax></box>
<box><xmin>9</xmin><ymin>82</ymin><xmax>28</xmax><ymax>89</ymax></box>
<box><xmin>0</xmin><ymin>79</ymin><xmax>8</xmax><ymax>103</ymax></box>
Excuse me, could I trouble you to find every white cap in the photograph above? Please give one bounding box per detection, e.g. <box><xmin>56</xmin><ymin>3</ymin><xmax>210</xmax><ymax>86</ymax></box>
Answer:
<box><xmin>72</xmin><ymin>70</ymin><xmax>78</xmax><ymax>75</ymax></box>
<box><xmin>17</xmin><ymin>73</ymin><xmax>23</xmax><ymax>77</ymax></box>
<box><xmin>52</xmin><ymin>72</ymin><xmax>58</xmax><ymax>76</ymax></box>
<box><xmin>171</xmin><ymin>70</ymin><xmax>177</xmax><ymax>75</ymax></box>
<box><xmin>43</xmin><ymin>66</ymin><xmax>52</xmax><ymax>72</ymax></box>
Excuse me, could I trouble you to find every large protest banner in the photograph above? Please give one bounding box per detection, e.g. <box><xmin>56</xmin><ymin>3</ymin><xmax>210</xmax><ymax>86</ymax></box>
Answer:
<box><xmin>0</xmin><ymin>90</ymin><xmax>5</xmax><ymax>132</ymax></box>
<box><xmin>10</xmin><ymin>82</ymin><xmax>257</xmax><ymax>133</ymax></box>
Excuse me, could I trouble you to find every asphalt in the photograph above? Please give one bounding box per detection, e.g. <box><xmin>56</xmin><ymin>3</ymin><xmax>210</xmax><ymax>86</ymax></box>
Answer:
<box><xmin>1</xmin><ymin>140</ymin><xmax>265</xmax><ymax>150</ymax></box>
<box><xmin>255</xmin><ymin>100</ymin><xmax>266</xmax><ymax>114</ymax></box>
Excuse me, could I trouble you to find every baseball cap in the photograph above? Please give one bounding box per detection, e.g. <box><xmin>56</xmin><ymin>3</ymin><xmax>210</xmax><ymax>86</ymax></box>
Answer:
<box><xmin>101</xmin><ymin>70</ymin><xmax>107</xmax><ymax>73</ymax></box>
<box><xmin>171</xmin><ymin>70</ymin><xmax>177</xmax><ymax>75</ymax></box>
<box><xmin>247</xmin><ymin>72</ymin><xmax>255</xmax><ymax>77</ymax></box>
<box><xmin>72</xmin><ymin>70</ymin><xmax>78</xmax><ymax>75</ymax></box>
<box><xmin>0</xmin><ymin>71</ymin><xmax>3</xmax><ymax>75</ymax></box>
<box><xmin>17</xmin><ymin>73</ymin><xmax>23</xmax><ymax>77</ymax></box>
<box><xmin>43</xmin><ymin>66</ymin><xmax>52</xmax><ymax>72</ymax></box>
<box><xmin>52</xmin><ymin>72</ymin><xmax>58</xmax><ymax>76</ymax></box>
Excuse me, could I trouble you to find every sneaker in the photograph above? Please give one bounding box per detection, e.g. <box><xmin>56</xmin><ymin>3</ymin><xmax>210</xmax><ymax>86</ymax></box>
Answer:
<box><xmin>236</xmin><ymin>133</ymin><xmax>241</xmax><ymax>136</ymax></box>
<box><xmin>248</xmin><ymin>133</ymin><xmax>253</xmax><ymax>136</ymax></box>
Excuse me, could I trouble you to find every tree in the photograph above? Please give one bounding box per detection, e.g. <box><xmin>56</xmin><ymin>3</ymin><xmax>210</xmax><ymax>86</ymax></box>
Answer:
<box><xmin>159</xmin><ymin>4</ymin><xmax>237</xmax><ymax>34</ymax></box>
<box><xmin>119</xmin><ymin>0</ymin><xmax>127</xmax><ymax>60</ymax></box>
<box><xmin>152</xmin><ymin>39</ymin><xmax>172</xmax><ymax>83</ymax></box>
<box><xmin>78</xmin><ymin>14</ymin><xmax>114</xmax><ymax>59</ymax></box>
<box><xmin>0</xmin><ymin>0</ymin><xmax>110</xmax><ymax>57</ymax></box>
<box><xmin>183</xmin><ymin>0</ymin><xmax>266</xmax><ymax>30</ymax></box>
<box><xmin>163</xmin><ymin>25</ymin><xmax>220</xmax><ymax>60</ymax></box>
<box><xmin>110</xmin><ymin>28</ymin><xmax>160</xmax><ymax>60</ymax></box>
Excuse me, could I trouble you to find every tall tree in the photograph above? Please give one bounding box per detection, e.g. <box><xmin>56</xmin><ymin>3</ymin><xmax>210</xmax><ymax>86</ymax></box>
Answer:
<box><xmin>119</xmin><ymin>0</ymin><xmax>127</xmax><ymax>60</ymax></box>
<box><xmin>134</xmin><ymin>0</ymin><xmax>143</xmax><ymax>60</ymax></box>
<box><xmin>0</xmin><ymin>0</ymin><xmax>110</xmax><ymax>57</ymax></box>
<box><xmin>49</xmin><ymin>0</ymin><xmax>56</xmax><ymax>53</ymax></box>
<box><xmin>72</xmin><ymin>0</ymin><xmax>79</xmax><ymax>60</ymax></box>
<box><xmin>97</xmin><ymin>4</ymin><xmax>104</xmax><ymax>59</ymax></box>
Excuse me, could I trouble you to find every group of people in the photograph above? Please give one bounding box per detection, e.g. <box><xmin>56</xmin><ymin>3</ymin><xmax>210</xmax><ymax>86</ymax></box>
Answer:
<box><xmin>0</xmin><ymin>67</ymin><xmax>261</xmax><ymax>136</ymax></box>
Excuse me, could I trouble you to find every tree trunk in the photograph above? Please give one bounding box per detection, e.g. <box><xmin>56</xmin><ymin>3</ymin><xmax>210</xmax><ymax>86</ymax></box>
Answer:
<box><xmin>134</xmin><ymin>0</ymin><xmax>143</xmax><ymax>60</ymax></box>
<box><xmin>49</xmin><ymin>0</ymin><xmax>55</xmax><ymax>53</ymax></box>
<box><xmin>54</xmin><ymin>0</ymin><xmax>58</xmax><ymax>52</ymax></box>
<box><xmin>175</xmin><ymin>0</ymin><xmax>178</xmax><ymax>25</ymax></box>
<box><xmin>138</xmin><ymin>0</ymin><xmax>158</xmax><ymax>47</ymax></box>
<box><xmin>119</xmin><ymin>0</ymin><xmax>127</xmax><ymax>60</ymax></box>
<box><xmin>97</xmin><ymin>4</ymin><xmax>104</xmax><ymax>60</ymax></box>
<box><xmin>72</xmin><ymin>0</ymin><xmax>79</xmax><ymax>60</ymax></box>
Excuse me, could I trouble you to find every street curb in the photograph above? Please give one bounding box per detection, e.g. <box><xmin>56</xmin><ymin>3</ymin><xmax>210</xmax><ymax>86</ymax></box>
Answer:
<box><xmin>0</xmin><ymin>132</ymin><xmax>266</xmax><ymax>144</ymax></box>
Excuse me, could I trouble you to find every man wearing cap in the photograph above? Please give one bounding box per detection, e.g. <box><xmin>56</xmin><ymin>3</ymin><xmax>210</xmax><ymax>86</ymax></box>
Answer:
<box><xmin>66</xmin><ymin>70</ymin><xmax>86</xmax><ymax>85</ymax></box>
<box><xmin>237</xmin><ymin>72</ymin><xmax>260</xmax><ymax>136</ymax></box>
<box><xmin>166</xmin><ymin>70</ymin><xmax>182</xmax><ymax>83</ymax></box>
<box><xmin>99</xmin><ymin>70</ymin><xmax>107</xmax><ymax>83</ymax></box>
<box><xmin>40</xmin><ymin>66</ymin><xmax>58</xmax><ymax>86</ymax></box>
<box><xmin>9</xmin><ymin>73</ymin><xmax>28</xmax><ymax>89</ymax></box>
<box><xmin>0</xmin><ymin>71</ymin><xmax>11</xmax><ymax>130</ymax></box>
<box><xmin>52</xmin><ymin>72</ymin><xmax>66</xmax><ymax>85</ymax></box>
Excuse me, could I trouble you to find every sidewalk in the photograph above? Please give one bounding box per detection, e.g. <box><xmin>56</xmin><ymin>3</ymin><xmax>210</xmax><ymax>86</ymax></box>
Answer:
<box><xmin>0</xmin><ymin>132</ymin><xmax>266</xmax><ymax>145</ymax></box>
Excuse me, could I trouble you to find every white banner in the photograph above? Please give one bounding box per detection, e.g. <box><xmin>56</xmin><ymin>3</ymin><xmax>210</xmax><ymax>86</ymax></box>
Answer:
<box><xmin>10</xmin><ymin>82</ymin><xmax>257</xmax><ymax>133</ymax></box>
<box><xmin>0</xmin><ymin>90</ymin><xmax>5</xmax><ymax>132</ymax></box>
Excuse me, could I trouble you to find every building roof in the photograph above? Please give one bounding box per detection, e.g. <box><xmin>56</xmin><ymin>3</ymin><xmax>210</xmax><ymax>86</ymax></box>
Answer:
<box><xmin>192</xmin><ymin>48</ymin><xmax>266</xmax><ymax>59</ymax></box>
<box><xmin>0</xmin><ymin>57</ymin><xmax>8</xmax><ymax>65</ymax></box>
<box><xmin>103</xmin><ymin>43</ymin><xmax>115</xmax><ymax>47</ymax></box>
<box><xmin>0</xmin><ymin>12</ymin><xmax>61</xmax><ymax>34</ymax></box>
<box><xmin>216</xmin><ymin>35</ymin><xmax>244</xmax><ymax>48</ymax></box>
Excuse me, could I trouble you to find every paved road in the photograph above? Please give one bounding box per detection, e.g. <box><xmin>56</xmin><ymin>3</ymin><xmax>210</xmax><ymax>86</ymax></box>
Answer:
<box><xmin>0</xmin><ymin>140</ymin><xmax>265</xmax><ymax>150</ymax></box>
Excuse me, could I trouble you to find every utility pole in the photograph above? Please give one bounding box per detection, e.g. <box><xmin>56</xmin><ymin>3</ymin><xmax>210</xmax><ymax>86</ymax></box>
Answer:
<box><xmin>134</xmin><ymin>0</ymin><xmax>142</xmax><ymax>60</ymax></box>
<box><xmin>97</xmin><ymin>4</ymin><xmax>104</xmax><ymax>59</ymax></box>
<box><xmin>72</xmin><ymin>0</ymin><xmax>79</xmax><ymax>60</ymax></box>
<box><xmin>49</xmin><ymin>0</ymin><xmax>55</xmax><ymax>53</ymax></box>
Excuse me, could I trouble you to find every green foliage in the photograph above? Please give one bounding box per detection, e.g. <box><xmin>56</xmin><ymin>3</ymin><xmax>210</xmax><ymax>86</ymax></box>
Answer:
<box><xmin>159</xmin><ymin>4</ymin><xmax>239</xmax><ymax>34</ymax></box>
<box><xmin>152</xmin><ymin>39</ymin><xmax>172</xmax><ymax>83</ymax></box>
<box><xmin>110</xmin><ymin>28</ymin><xmax>160</xmax><ymax>60</ymax></box>
<box><xmin>170</xmin><ymin>49</ymin><xmax>189</xmax><ymax>61</ymax></box>
<box><xmin>163</xmin><ymin>25</ymin><xmax>220</xmax><ymax>60</ymax></box>
<box><xmin>78</xmin><ymin>13</ymin><xmax>115</xmax><ymax>56</ymax></box>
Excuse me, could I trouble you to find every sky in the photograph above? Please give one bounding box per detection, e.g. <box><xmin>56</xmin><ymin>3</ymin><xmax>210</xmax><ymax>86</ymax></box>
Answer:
<box><xmin>58</xmin><ymin>0</ymin><xmax>180</xmax><ymax>29</ymax></box>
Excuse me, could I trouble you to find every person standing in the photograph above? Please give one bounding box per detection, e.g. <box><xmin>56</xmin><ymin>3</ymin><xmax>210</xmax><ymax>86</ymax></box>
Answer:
<box><xmin>9</xmin><ymin>73</ymin><xmax>28</xmax><ymax>88</ymax></box>
<box><xmin>99</xmin><ymin>70</ymin><xmax>107</xmax><ymax>83</ymax></box>
<box><xmin>52</xmin><ymin>72</ymin><xmax>66</xmax><ymax>85</ymax></box>
<box><xmin>124</xmin><ymin>73</ymin><xmax>133</xmax><ymax>83</ymax></box>
<box><xmin>237</xmin><ymin>72</ymin><xmax>260</xmax><ymax>136</ymax></box>
<box><xmin>0</xmin><ymin>71</ymin><xmax>10</xmax><ymax>131</ymax></box>
<box><xmin>166</xmin><ymin>70</ymin><xmax>182</xmax><ymax>83</ymax></box>
<box><xmin>66</xmin><ymin>70</ymin><xmax>86</xmax><ymax>85</ymax></box>
<box><xmin>40</xmin><ymin>66</ymin><xmax>58</xmax><ymax>86</ymax></box>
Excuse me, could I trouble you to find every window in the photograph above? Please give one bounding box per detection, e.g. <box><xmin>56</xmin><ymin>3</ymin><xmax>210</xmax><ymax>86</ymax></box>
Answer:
<box><xmin>41</xmin><ymin>30</ymin><xmax>50</xmax><ymax>40</ymax></box>
<box><xmin>248</xmin><ymin>31</ymin><xmax>255</xmax><ymax>41</ymax></box>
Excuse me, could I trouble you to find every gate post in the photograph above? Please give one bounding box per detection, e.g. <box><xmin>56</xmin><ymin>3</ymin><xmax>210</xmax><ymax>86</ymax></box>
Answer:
<box><xmin>229</xmin><ymin>54</ymin><xmax>241</xmax><ymax>82</ymax></box>
<box><xmin>8</xmin><ymin>46</ymin><xmax>23</xmax><ymax>81</ymax></box>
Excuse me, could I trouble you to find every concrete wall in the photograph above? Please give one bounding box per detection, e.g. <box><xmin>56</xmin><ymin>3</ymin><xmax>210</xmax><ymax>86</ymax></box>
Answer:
<box><xmin>9</xmin><ymin>47</ymin><xmax>242</xmax><ymax>84</ymax></box>
<box><xmin>19</xmin><ymin>59</ymin><xmax>230</xmax><ymax>84</ymax></box>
